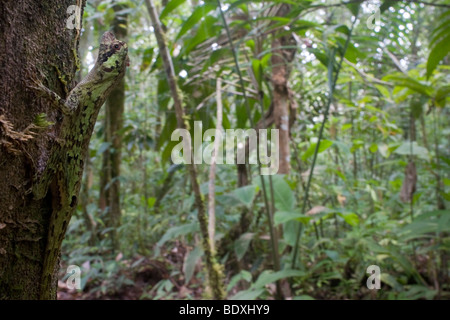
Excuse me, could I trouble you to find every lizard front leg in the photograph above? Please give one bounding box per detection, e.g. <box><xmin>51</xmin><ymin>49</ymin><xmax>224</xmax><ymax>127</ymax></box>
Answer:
<box><xmin>28</xmin><ymin>72</ymin><xmax>72</xmax><ymax>115</ymax></box>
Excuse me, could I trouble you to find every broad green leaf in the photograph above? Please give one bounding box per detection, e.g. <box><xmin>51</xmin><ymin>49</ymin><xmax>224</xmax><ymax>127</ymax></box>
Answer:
<box><xmin>182</xmin><ymin>16</ymin><xmax>220</xmax><ymax>55</ymax></box>
<box><xmin>251</xmin><ymin>59</ymin><xmax>263</xmax><ymax>89</ymax></box>
<box><xmin>157</xmin><ymin>222</ymin><xmax>199</xmax><ymax>249</ymax></box>
<box><xmin>160</xmin><ymin>0</ymin><xmax>186</xmax><ymax>20</ymax></box>
<box><xmin>308</xmin><ymin>48</ymin><xmax>329</xmax><ymax>68</ymax></box>
<box><xmin>157</xmin><ymin>77</ymin><xmax>171</xmax><ymax>111</ymax></box>
<box><xmin>234</xmin><ymin>233</ymin><xmax>254</xmax><ymax>261</ymax></box>
<box><xmin>382</xmin><ymin>73</ymin><xmax>432</xmax><ymax>97</ymax></box>
<box><xmin>227</xmin><ymin>270</ymin><xmax>252</xmax><ymax>292</ymax></box>
<box><xmin>325</xmin><ymin>250</ymin><xmax>339</xmax><ymax>261</ymax></box>
<box><xmin>283</xmin><ymin>220</ymin><xmax>297</xmax><ymax>246</ymax></box>
<box><xmin>393</xmin><ymin>141</ymin><xmax>430</xmax><ymax>160</ymax></box>
<box><xmin>346</xmin><ymin>0</ymin><xmax>362</xmax><ymax>16</ymax></box>
<box><xmin>252</xmin><ymin>270</ymin><xmax>305</xmax><ymax>289</ymax></box>
<box><xmin>375</xmin><ymin>84</ymin><xmax>390</xmax><ymax>99</ymax></box>
<box><xmin>157</xmin><ymin>112</ymin><xmax>177</xmax><ymax>150</ymax></box>
<box><xmin>229</xmin><ymin>289</ymin><xmax>265</xmax><ymax>300</ymax></box>
<box><xmin>350</xmin><ymin>139</ymin><xmax>364</xmax><ymax>152</ymax></box>
<box><xmin>302</xmin><ymin>140</ymin><xmax>334</xmax><ymax>161</ymax></box>
<box><xmin>293</xmin><ymin>295</ymin><xmax>315</xmax><ymax>300</ymax></box>
<box><xmin>427</xmin><ymin>32</ymin><xmax>450</xmax><ymax>79</ymax></box>
<box><xmin>183</xmin><ymin>246</ymin><xmax>203</xmax><ymax>284</ymax></box>
<box><xmin>401</xmin><ymin>285</ymin><xmax>437</xmax><ymax>300</ymax></box>
<box><xmin>380</xmin><ymin>273</ymin><xmax>403</xmax><ymax>291</ymax></box>
<box><xmin>435</xmin><ymin>85</ymin><xmax>450</xmax><ymax>108</ymax></box>
<box><xmin>378</xmin><ymin>143</ymin><xmax>389</xmax><ymax>158</ymax></box>
<box><xmin>232</xmin><ymin>185</ymin><xmax>257</xmax><ymax>208</ymax></box>
<box><xmin>338</xmin><ymin>212</ymin><xmax>359</xmax><ymax>226</ymax></box>
<box><xmin>176</xmin><ymin>4</ymin><xmax>216</xmax><ymax>40</ymax></box>
<box><xmin>410</xmin><ymin>95</ymin><xmax>426</xmax><ymax>119</ymax></box>
<box><xmin>147</xmin><ymin>197</ymin><xmax>156</xmax><ymax>208</ymax></box>
<box><xmin>140</xmin><ymin>47</ymin><xmax>154</xmax><ymax>72</ymax></box>
<box><xmin>274</xmin><ymin>211</ymin><xmax>312</xmax><ymax>225</ymax></box>
<box><xmin>256</xmin><ymin>175</ymin><xmax>295</xmax><ymax>211</ymax></box>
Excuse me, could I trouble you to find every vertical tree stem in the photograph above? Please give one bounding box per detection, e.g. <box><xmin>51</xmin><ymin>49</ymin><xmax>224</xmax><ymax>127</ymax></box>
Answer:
<box><xmin>144</xmin><ymin>0</ymin><xmax>225</xmax><ymax>299</ymax></box>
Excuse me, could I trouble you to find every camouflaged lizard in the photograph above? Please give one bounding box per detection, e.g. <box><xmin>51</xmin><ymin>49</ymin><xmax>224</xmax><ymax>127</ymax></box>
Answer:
<box><xmin>30</xmin><ymin>31</ymin><xmax>129</xmax><ymax>299</ymax></box>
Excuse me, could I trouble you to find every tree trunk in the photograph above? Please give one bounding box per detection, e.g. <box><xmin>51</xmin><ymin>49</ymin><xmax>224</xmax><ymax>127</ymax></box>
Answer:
<box><xmin>271</xmin><ymin>4</ymin><xmax>296</xmax><ymax>174</ymax></box>
<box><xmin>0</xmin><ymin>0</ymin><xmax>128</xmax><ymax>299</ymax></box>
<box><xmin>0</xmin><ymin>0</ymin><xmax>86</xmax><ymax>299</ymax></box>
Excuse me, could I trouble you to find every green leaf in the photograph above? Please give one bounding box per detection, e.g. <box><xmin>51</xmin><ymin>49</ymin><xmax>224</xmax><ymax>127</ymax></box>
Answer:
<box><xmin>251</xmin><ymin>59</ymin><xmax>263</xmax><ymax>89</ymax></box>
<box><xmin>378</xmin><ymin>143</ymin><xmax>389</xmax><ymax>158</ymax></box>
<box><xmin>375</xmin><ymin>84</ymin><xmax>390</xmax><ymax>99</ymax></box>
<box><xmin>232</xmin><ymin>185</ymin><xmax>257</xmax><ymax>208</ymax></box>
<box><xmin>302</xmin><ymin>140</ymin><xmax>334</xmax><ymax>161</ymax></box>
<box><xmin>256</xmin><ymin>175</ymin><xmax>295</xmax><ymax>211</ymax></box>
<box><xmin>234</xmin><ymin>233</ymin><xmax>254</xmax><ymax>261</ymax></box>
<box><xmin>183</xmin><ymin>246</ymin><xmax>203</xmax><ymax>284</ymax></box>
<box><xmin>176</xmin><ymin>4</ymin><xmax>216</xmax><ymax>40</ymax></box>
<box><xmin>140</xmin><ymin>47</ymin><xmax>154</xmax><ymax>72</ymax></box>
<box><xmin>160</xmin><ymin>0</ymin><xmax>186</xmax><ymax>20</ymax></box>
<box><xmin>338</xmin><ymin>211</ymin><xmax>359</xmax><ymax>226</ymax></box>
<box><xmin>157</xmin><ymin>223</ymin><xmax>199</xmax><ymax>249</ymax></box>
<box><xmin>427</xmin><ymin>30</ymin><xmax>450</xmax><ymax>78</ymax></box>
<box><xmin>435</xmin><ymin>85</ymin><xmax>450</xmax><ymax>108</ymax></box>
<box><xmin>369</xmin><ymin>143</ymin><xmax>378</xmax><ymax>153</ymax></box>
<box><xmin>336</xmin><ymin>37</ymin><xmax>361</xmax><ymax>63</ymax></box>
<box><xmin>157</xmin><ymin>112</ymin><xmax>177</xmax><ymax>150</ymax></box>
<box><xmin>380</xmin><ymin>273</ymin><xmax>403</xmax><ymax>291</ymax></box>
<box><xmin>182</xmin><ymin>16</ymin><xmax>220</xmax><ymax>55</ymax></box>
<box><xmin>308</xmin><ymin>48</ymin><xmax>329</xmax><ymax>68</ymax></box>
<box><xmin>346</xmin><ymin>0</ymin><xmax>362</xmax><ymax>16</ymax></box>
<box><xmin>227</xmin><ymin>270</ymin><xmax>252</xmax><ymax>292</ymax></box>
<box><xmin>393</xmin><ymin>141</ymin><xmax>430</xmax><ymax>160</ymax></box>
<box><xmin>293</xmin><ymin>295</ymin><xmax>315</xmax><ymax>300</ymax></box>
<box><xmin>379</xmin><ymin>1</ymin><xmax>391</xmax><ymax>13</ymax></box>
<box><xmin>283</xmin><ymin>220</ymin><xmax>297</xmax><ymax>246</ymax></box>
<box><xmin>382</xmin><ymin>73</ymin><xmax>433</xmax><ymax>97</ymax></box>
<box><xmin>147</xmin><ymin>197</ymin><xmax>156</xmax><ymax>208</ymax></box>
<box><xmin>274</xmin><ymin>211</ymin><xmax>312</xmax><ymax>225</ymax></box>
<box><xmin>252</xmin><ymin>270</ymin><xmax>305</xmax><ymax>289</ymax></box>
<box><xmin>229</xmin><ymin>289</ymin><xmax>265</xmax><ymax>300</ymax></box>
<box><xmin>157</xmin><ymin>77</ymin><xmax>171</xmax><ymax>111</ymax></box>
<box><xmin>400</xmin><ymin>210</ymin><xmax>450</xmax><ymax>240</ymax></box>
<box><xmin>410</xmin><ymin>95</ymin><xmax>427</xmax><ymax>119</ymax></box>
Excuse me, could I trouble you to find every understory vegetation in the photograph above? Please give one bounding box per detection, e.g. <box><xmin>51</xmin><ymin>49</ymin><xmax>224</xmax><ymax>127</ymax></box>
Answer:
<box><xmin>59</xmin><ymin>0</ymin><xmax>449</xmax><ymax>300</ymax></box>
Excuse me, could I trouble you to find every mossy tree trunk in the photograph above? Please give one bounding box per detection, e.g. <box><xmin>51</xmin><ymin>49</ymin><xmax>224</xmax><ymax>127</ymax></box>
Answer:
<box><xmin>0</xmin><ymin>0</ymin><xmax>86</xmax><ymax>299</ymax></box>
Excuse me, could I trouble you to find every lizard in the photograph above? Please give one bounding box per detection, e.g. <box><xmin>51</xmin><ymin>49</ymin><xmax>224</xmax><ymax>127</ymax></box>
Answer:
<box><xmin>29</xmin><ymin>31</ymin><xmax>129</xmax><ymax>299</ymax></box>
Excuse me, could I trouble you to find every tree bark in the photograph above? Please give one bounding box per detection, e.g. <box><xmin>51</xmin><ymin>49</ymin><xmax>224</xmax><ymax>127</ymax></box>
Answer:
<box><xmin>0</xmin><ymin>0</ymin><xmax>86</xmax><ymax>299</ymax></box>
<box><xmin>271</xmin><ymin>4</ymin><xmax>296</xmax><ymax>174</ymax></box>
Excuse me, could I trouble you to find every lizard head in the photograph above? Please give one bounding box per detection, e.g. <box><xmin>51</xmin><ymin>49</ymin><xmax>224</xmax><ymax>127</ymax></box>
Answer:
<box><xmin>97</xmin><ymin>31</ymin><xmax>129</xmax><ymax>77</ymax></box>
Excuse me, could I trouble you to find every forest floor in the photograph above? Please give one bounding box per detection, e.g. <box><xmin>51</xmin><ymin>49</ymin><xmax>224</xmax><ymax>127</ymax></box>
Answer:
<box><xmin>58</xmin><ymin>243</ymin><xmax>205</xmax><ymax>300</ymax></box>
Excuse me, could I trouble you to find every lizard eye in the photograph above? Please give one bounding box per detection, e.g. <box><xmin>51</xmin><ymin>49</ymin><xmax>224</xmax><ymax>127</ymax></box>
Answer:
<box><xmin>114</xmin><ymin>44</ymin><xmax>120</xmax><ymax>50</ymax></box>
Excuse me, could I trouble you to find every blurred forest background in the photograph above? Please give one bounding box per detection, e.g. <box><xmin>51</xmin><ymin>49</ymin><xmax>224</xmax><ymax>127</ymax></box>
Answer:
<box><xmin>59</xmin><ymin>0</ymin><xmax>449</xmax><ymax>300</ymax></box>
